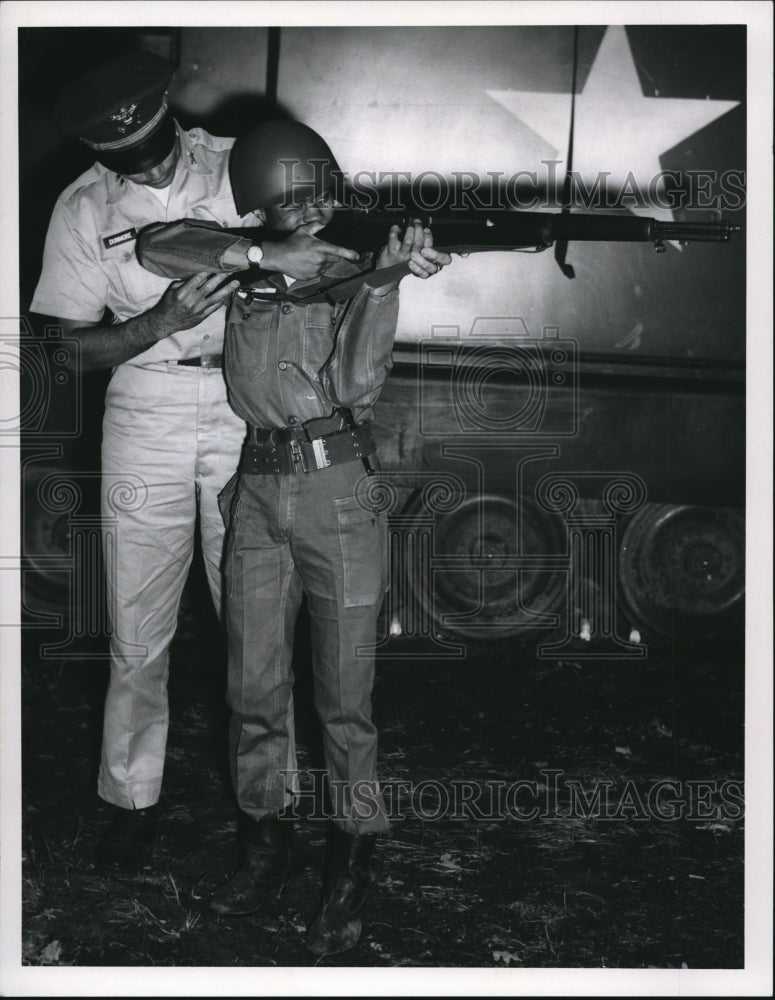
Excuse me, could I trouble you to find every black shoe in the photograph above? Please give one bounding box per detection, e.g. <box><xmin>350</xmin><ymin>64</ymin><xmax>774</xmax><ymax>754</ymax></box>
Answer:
<box><xmin>305</xmin><ymin>827</ymin><xmax>376</xmax><ymax>956</ymax></box>
<box><xmin>209</xmin><ymin>816</ymin><xmax>292</xmax><ymax>916</ymax></box>
<box><xmin>93</xmin><ymin>805</ymin><xmax>158</xmax><ymax>871</ymax></box>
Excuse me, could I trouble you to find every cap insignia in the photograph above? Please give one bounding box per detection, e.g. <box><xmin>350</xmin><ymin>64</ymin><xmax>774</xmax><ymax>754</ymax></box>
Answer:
<box><xmin>110</xmin><ymin>103</ymin><xmax>143</xmax><ymax>134</ymax></box>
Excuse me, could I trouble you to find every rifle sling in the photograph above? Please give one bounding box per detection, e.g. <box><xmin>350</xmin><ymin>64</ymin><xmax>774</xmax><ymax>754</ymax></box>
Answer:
<box><xmin>245</xmin><ymin>260</ymin><xmax>415</xmax><ymax>304</ymax></box>
<box><xmin>247</xmin><ymin>238</ymin><xmax>547</xmax><ymax>304</ymax></box>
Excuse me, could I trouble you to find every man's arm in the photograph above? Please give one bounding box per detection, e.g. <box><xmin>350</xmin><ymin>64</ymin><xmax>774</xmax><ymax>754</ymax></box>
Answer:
<box><xmin>60</xmin><ymin>272</ymin><xmax>239</xmax><ymax>372</ymax></box>
<box><xmin>136</xmin><ymin>220</ymin><xmax>361</xmax><ymax>282</ymax></box>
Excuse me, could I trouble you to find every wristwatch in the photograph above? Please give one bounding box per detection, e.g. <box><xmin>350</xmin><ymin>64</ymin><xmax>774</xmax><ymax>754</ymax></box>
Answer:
<box><xmin>246</xmin><ymin>242</ymin><xmax>264</xmax><ymax>266</ymax></box>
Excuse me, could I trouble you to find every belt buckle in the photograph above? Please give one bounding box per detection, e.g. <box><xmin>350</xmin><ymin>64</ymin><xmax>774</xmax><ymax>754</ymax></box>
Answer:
<box><xmin>311</xmin><ymin>437</ymin><xmax>330</xmax><ymax>470</ymax></box>
<box><xmin>272</xmin><ymin>426</ymin><xmax>300</xmax><ymax>446</ymax></box>
<box><xmin>289</xmin><ymin>438</ymin><xmax>306</xmax><ymax>473</ymax></box>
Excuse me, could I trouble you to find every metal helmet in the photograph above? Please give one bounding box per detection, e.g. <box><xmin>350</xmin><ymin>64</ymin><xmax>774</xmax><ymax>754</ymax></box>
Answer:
<box><xmin>229</xmin><ymin>120</ymin><xmax>341</xmax><ymax>216</ymax></box>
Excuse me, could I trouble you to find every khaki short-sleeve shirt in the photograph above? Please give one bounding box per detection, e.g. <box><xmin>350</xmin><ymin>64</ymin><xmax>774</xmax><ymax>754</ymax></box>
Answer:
<box><xmin>31</xmin><ymin>123</ymin><xmax>248</xmax><ymax>363</ymax></box>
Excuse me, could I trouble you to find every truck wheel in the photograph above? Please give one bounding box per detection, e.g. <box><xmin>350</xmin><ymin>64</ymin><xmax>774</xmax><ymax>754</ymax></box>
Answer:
<box><xmin>617</xmin><ymin>503</ymin><xmax>744</xmax><ymax>642</ymax></box>
<box><xmin>401</xmin><ymin>492</ymin><xmax>566</xmax><ymax>641</ymax></box>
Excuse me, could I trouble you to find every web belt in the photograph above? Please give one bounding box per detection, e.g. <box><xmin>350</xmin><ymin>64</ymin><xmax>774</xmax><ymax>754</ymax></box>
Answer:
<box><xmin>241</xmin><ymin>411</ymin><xmax>376</xmax><ymax>475</ymax></box>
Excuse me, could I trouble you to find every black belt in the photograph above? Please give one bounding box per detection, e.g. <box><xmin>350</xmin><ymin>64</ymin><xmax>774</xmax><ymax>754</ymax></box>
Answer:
<box><xmin>173</xmin><ymin>355</ymin><xmax>223</xmax><ymax>368</ymax></box>
<box><xmin>242</xmin><ymin>410</ymin><xmax>376</xmax><ymax>475</ymax></box>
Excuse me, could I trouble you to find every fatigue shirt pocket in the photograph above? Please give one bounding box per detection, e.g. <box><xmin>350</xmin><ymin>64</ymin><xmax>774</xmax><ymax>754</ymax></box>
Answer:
<box><xmin>226</xmin><ymin>303</ymin><xmax>276</xmax><ymax>381</ymax></box>
<box><xmin>301</xmin><ymin>301</ymin><xmax>340</xmax><ymax>383</ymax></box>
<box><xmin>335</xmin><ymin>494</ymin><xmax>387</xmax><ymax>608</ymax></box>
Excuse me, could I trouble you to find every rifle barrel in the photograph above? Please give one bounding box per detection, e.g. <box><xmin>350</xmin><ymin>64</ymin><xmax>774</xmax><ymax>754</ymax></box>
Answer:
<box><xmin>313</xmin><ymin>209</ymin><xmax>741</xmax><ymax>252</ymax></box>
<box><xmin>650</xmin><ymin>220</ymin><xmax>741</xmax><ymax>243</ymax></box>
<box><xmin>551</xmin><ymin>214</ymin><xmax>740</xmax><ymax>243</ymax></box>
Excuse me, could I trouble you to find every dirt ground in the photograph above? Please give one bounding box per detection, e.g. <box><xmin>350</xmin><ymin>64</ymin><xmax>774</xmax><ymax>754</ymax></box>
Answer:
<box><xmin>20</xmin><ymin>566</ymin><xmax>744</xmax><ymax>973</ymax></box>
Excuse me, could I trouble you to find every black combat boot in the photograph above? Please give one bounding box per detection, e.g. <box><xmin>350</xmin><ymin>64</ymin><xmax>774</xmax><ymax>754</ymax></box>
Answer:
<box><xmin>209</xmin><ymin>815</ymin><xmax>292</xmax><ymax>916</ymax></box>
<box><xmin>305</xmin><ymin>826</ymin><xmax>377</xmax><ymax>956</ymax></box>
<box><xmin>93</xmin><ymin>804</ymin><xmax>158</xmax><ymax>871</ymax></box>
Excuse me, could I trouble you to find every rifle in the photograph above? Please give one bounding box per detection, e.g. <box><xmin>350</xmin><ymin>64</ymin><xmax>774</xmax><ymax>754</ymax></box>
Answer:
<box><xmin>319</xmin><ymin>208</ymin><xmax>738</xmax><ymax>254</ymax></box>
<box><xmin>274</xmin><ymin>208</ymin><xmax>740</xmax><ymax>302</ymax></box>
<box><xmin>137</xmin><ymin>208</ymin><xmax>740</xmax><ymax>304</ymax></box>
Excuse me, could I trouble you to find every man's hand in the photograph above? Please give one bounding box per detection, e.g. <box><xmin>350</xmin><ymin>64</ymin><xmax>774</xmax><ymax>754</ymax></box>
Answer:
<box><xmin>370</xmin><ymin>220</ymin><xmax>452</xmax><ymax>295</ymax></box>
<box><xmin>58</xmin><ymin>271</ymin><xmax>239</xmax><ymax>371</ymax></box>
<box><xmin>261</xmin><ymin>225</ymin><xmax>362</xmax><ymax>281</ymax></box>
<box><xmin>153</xmin><ymin>272</ymin><xmax>239</xmax><ymax>337</ymax></box>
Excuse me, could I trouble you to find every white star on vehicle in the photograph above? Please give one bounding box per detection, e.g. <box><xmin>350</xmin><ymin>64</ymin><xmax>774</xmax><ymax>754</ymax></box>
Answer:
<box><xmin>487</xmin><ymin>26</ymin><xmax>739</xmax><ymax>222</ymax></box>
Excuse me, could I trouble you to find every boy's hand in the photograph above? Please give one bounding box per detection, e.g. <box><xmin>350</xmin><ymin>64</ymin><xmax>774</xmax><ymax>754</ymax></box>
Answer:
<box><xmin>375</xmin><ymin>219</ymin><xmax>451</xmax><ymax>278</ymax></box>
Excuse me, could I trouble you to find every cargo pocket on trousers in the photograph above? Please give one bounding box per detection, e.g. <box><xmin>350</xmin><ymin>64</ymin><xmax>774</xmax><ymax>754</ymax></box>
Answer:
<box><xmin>217</xmin><ymin>472</ymin><xmax>240</xmax><ymax>528</ymax></box>
<box><xmin>220</xmin><ymin>475</ymin><xmax>244</xmax><ymax>595</ymax></box>
<box><xmin>335</xmin><ymin>495</ymin><xmax>387</xmax><ymax>608</ymax></box>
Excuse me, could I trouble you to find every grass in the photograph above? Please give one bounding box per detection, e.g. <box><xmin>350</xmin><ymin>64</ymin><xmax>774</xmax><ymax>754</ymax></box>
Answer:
<box><xmin>19</xmin><ymin>585</ymin><xmax>745</xmax><ymax>970</ymax></box>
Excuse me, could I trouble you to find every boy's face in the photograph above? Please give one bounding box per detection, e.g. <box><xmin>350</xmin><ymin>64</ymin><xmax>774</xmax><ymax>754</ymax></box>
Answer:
<box><xmin>258</xmin><ymin>190</ymin><xmax>336</xmax><ymax>234</ymax></box>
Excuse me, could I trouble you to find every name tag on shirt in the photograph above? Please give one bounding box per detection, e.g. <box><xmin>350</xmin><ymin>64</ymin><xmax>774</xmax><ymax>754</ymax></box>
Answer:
<box><xmin>238</xmin><ymin>286</ymin><xmax>276</xmax><ymax>298</ymax></box>
<box><xmin>102</xmin><ymin>227</ymin><xmax>138</xmax><ymax>249</ymax></box>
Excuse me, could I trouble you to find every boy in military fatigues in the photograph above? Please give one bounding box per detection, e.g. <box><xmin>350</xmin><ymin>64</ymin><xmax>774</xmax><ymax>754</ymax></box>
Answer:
<box><xmin>138</xmin><ymin>120</ymin><xmax>450</xmax><ymax>955</ymax></box>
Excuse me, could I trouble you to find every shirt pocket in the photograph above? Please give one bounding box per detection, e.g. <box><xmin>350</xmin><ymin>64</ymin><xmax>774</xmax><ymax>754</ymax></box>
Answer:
<box><xmin>191</xmin><ymin>196</ymin><xmax>241</xmax><ymax>228</ymax></box>
<box><xmin>225</xmin><ymin>306</ymin><xmax>275</xmax><ymax>380</ymax></box>
<box><xmin>302</xmin><ymin>302</ymin><xmax>341</xmax><ymax>376</ymax></box>
<box><xmin>99</xmin><ymin>236</ymin><xmax>167</xmax><ymax>313</ymax></box>
<box><xmin>335</xmin><ymin>494</ymin><xmax>387</xmax><ymax>608</ymax></box>
<box><xmin>304</xmin><ymin>302</ymin><xmax>338</xmax><ymax>329</ymax></box>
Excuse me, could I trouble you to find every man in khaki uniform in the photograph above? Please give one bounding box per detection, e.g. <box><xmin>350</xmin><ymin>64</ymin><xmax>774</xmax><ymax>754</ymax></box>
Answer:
<box><xmin>32</xmin><ymin>54</ymin><xmax>358</xmax><ymax>869</ymax></box>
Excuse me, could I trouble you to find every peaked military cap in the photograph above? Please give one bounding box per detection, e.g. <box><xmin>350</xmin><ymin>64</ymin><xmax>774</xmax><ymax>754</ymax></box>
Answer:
<box><xmin>53</xmin><ymin>51</ymin><xmax>177</xmax><ymax>174</ymax></box>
